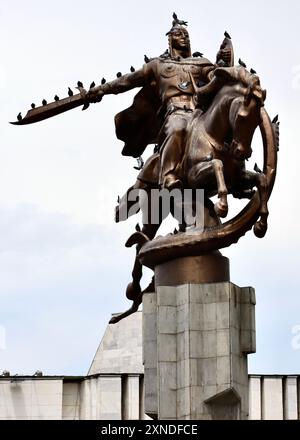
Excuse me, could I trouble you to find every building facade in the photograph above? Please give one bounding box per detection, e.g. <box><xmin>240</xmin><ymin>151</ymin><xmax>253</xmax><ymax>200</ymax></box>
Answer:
<box><xmin>0</xmin><ymin>312</ymin><xmax>299</xmax><ymax>420</ymax></box>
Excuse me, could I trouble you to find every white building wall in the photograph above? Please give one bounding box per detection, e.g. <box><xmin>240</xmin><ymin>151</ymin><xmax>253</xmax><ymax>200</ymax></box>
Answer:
<box><xmin>0</xmin><ymin>314</ymin><xmax>298</xmax><ymax>420</ymax></box>
<box><xmin>249</xmin><ymin>376</ymin><xmax>261</xmax><ymax>420</ymax></box>
<box><xmin>0</xmin><ymin>379</ymin><xmax>62</xmax><ymax>420</ymax></box>
<box><xmin>0</xmin><ymin>374</ymin><xmax>299</xmax><ymax>420</ymax></box>
<box><xmin>284</xmin><ymin>376</ymin><xmax>298</xmax><ymax>420</ymax></box>
<box><xmin>62</xmin><ymin>382</ymin><xmax>80</xmax><ymax>420</ymax></box>
<box><xmin>262</xmin><ymin>377</ymin><xmax>284</xmax><ymax>420</ymax></box>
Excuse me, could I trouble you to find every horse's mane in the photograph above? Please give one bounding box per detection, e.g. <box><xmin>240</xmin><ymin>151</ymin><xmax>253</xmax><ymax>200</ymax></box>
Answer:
<box><xmin>214</xmin><ymin>66</ymin><xmax>266</xmax><ymax>105</ymax></box>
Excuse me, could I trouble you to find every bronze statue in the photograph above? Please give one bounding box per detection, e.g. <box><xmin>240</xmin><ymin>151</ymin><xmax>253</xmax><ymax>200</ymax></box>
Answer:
<box><xmin>11</xmin><ymin>14</ymin><xmax>279</xmax><ymax>323</ymax></box>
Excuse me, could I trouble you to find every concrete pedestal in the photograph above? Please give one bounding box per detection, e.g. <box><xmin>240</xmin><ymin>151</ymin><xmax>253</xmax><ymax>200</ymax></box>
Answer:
<box><xmin>143</xmin><ymin>255</ymin><xmax>256</xmax><ymax>420</ymax></box>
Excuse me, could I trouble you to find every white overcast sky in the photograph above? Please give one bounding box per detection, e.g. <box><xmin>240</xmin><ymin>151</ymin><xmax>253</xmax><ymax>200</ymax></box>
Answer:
<box><xmin>0</xmin><ymin>0</ymin><xmax>300</xmax><ymax>375</ymax></box>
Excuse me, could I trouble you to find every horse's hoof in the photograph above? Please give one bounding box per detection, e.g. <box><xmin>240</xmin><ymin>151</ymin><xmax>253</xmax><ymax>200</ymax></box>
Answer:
<box><xmin>254</xmin><ymin>221</ymin><xmax>267</xmax><ymax>238</ymax></box>
<box><xmin>214</xmin><ymin>201</ymin><xmax>228</xmax><ymax>218</ymax></box>
<box><xmin>126</xmin><ymin>282</ymin><xmax>141</xmax><ymax>300</ymax></box>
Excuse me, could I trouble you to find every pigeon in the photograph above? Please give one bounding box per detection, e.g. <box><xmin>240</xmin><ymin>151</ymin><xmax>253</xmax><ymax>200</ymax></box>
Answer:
<box><xmin>272</xmin><ymin>115</ymin><xmax>279</xmax><ymax>124</ymax></box>
<box><xmin>130</xmin><ymin>66</ymin><xmax>135</xmax><ymax>72</ymax></box>
<box><xmin>116</xmin><ymin>72</ymin><xmax>122</xmax><ymax>78</ymax></box>
<box><xmin>31</xmin><ymin>103</ymin><xmax>36</xmax><ymax>109</ymax></box>
<box><xmin>77</xmin><ymin>81</ymin><xmax>83</xmax><ymax>88</ymax></box>
<box><xmin>144</xmin><ymin>54</ymin><xmax>150</xmax><ymax>64</ymax></box>
<box><xmin>134</xmin><ymin>156</ymin><xmax>144</xmax><ymax>170</ymax></box>
<box><xmin>54</xmin><ymin>95</ymin><xmax>59</xmax><ymax>101</ymax></box>
<box><xmin>172</xmin><ymin>12</ymin><xmax>188</xmax><ymax>26</ymax></box>
<box><xmin>224</xmin><ymin>31</ymin><xmax>231</xmax><ymax>39</ymax></box>
<box><xmin>101</xmin><ymin>78</ymin><xmax>106</xmax><ymax>85</ymax></box>
<box><xmin>68</xmin><ymin>87</ymin><xmax>73</xmax><ymax>96</ymax></box>
<box><xmin>17</xmin><ymin>112</ymin><xmax>22</xmax><ymax>121</ymax></box>
<box><xmin>135</xmin><ymin>223</ymin><xmax>141</xmax><ymax>232</ymax></box>
<box><xmin>250</xmin><ymin>68</ymin><xmax>257</xmax><ymax>74</ymax></box>
<box><xmin>254</xmin><ymin>163</ymin><xmax>262</xmax><ymax>173</ymax></box>
<box><xmin>161</xmin><ymin>49</ymin><xmax>170</xmax><ymax>59</ymax></box>
<box><xmin>193</xmin><ymin>51</ymin><xmax>203</xmax><ymax>58</ymax></box>
<box><xmin>42</xmin><ymin>99</ymin><xmax>47</xmax><ymax>106</ymax></box>
<box><xmin>238</xmin><ymin>58</ymin><xmax>247</xmax><ymax>68</ymax></box>
<box><xmin>90</xmin><ymin>81</ymin><xmax>95</xmax><ymax>89</ymax></box>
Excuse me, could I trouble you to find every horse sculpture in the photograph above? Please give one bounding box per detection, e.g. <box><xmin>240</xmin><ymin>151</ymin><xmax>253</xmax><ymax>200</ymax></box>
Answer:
<box><xmin>111</xmin><ymin>66</ymin><xmax>270</xmax><ymax>324</ymax></box>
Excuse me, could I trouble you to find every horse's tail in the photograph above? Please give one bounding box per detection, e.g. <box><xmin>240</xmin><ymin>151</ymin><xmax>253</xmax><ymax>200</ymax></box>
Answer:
<box><xmin>125</xmin><ymin>231</ymin><xmax>150</xmax><ymax>248</ymax></box>
<box><xmin>115</xmin><ymin>153</ymin><xmax>160</xmax><ymax>223</ymax></box>
<box><xmin>115</xmin><ymin>185</ymin><xmax>138</xmax><ymax>223</ymax></box>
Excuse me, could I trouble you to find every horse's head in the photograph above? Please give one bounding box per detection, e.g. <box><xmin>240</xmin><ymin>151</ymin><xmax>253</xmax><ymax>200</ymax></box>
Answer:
<box><xmin>214</xmin><ymin>66</ymin><xmax>266</xmax><ymax>161</ymax></box>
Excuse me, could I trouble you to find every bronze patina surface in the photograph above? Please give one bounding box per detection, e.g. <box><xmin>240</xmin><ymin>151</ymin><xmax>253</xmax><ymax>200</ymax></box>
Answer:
<box><xmin>155</xmin><ymin>253</ymin><xmax>230</xmax><ymax>287</ymax></box>
<box><xmin>12</xmin><ymin>13</ymin><xmax>278</xmax><ymax>323</ymax></box>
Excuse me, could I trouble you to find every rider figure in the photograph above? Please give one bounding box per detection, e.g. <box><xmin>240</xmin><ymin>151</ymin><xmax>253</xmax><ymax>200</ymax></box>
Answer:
<box><xmin>89</xmin><ymin>15</ymin><xmax>231</xmax><ymax>189</ymax></box>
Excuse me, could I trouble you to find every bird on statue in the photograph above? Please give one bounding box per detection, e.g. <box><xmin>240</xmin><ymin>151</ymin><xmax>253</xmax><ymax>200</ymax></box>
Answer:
<box><xmin>254</xmin><ymin>163</ymin><xmax>262</xmax><ymax>173</ymax></box>
<box><xmin>54</xmin><ymin>95</ymin><xmax>59</xmax><ymax>101</ymax></box>
<box><xmin>68</xmin><ymin>87</ymin><xmax>73</xmax><ymax>96</ymax></box>
<box><xmin>31</xmin><ymin>103</ymin><xmax>36</xmax><ymax>109</ymax></box>
<box><xmin>90</xmin><ymin>81</ymin><xmax>95</xmax><ymax>89</ymax></box>
<box><xmin>133</xmin><ymin>157</ymin><xmax>144</xmax><ymax>171</ymax></box>
<box><xmin>239</xmin><ymin>58</ymin><xmax>247</xmax><ymax>68</ymax></box>
<box><xmin>172</xmin><ymin>12</ymin><xmax>188</xmax><ymax>26</ymax></box>
<box><xmin>224</xmin><ymin>31</ymin><xmax>231</xmax><ymax>39</ymax></box>
<box><xmin>42</xmin><ymin>99</ymin><xmax>47</xmax><ymax>106</ymax></box>
<box><xmin>130</xmin><ymin>66</ymin><xmax>135</xmax><ymax>72</ymax></box>
<box><xmin>135</xmin><ymin>223</ymin><xmax>141</xmax><ymax>232</ymax></box>
<box><xmin>77</xmin><ymin>81</ymin><xmax>83</xmax><ymax>88</ymax></box>
<box><xmin>101</xmin><ymin>78</ymin><xmax>106</xmax><ymax>85</ymax></box>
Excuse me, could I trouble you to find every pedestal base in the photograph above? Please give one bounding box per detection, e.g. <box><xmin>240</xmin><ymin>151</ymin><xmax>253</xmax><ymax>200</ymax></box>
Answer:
<box><xmin>143</xmin><ymin>256</ymin><xmax>256</xmax><ymax>420</ymax></box>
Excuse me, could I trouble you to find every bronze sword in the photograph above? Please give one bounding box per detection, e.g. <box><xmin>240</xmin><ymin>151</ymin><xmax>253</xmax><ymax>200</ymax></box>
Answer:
<box><xmin>10</xmin><ymin>87</ymin><xmax>91</xmax><ymax>126</ymax></box>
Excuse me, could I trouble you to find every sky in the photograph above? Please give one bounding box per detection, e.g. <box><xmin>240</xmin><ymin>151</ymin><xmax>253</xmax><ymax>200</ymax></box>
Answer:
<box><xmin>0</xmin><ymin>0</ymin><xmax>300</xmax><ymax>376</ymax></box>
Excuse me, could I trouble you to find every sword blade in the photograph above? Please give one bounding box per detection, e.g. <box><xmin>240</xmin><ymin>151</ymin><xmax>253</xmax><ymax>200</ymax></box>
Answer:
<box><xmin>10</xmin><ymin>93</ymin><xmax>85</xmax><ymax>125</ymax></box>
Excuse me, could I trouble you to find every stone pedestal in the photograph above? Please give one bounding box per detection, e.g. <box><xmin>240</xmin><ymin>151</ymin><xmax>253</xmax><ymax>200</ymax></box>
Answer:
<box><xmin>143</xmin><ymin>254</ymin><xmax>256</xmax><ymax>420</ymax></box>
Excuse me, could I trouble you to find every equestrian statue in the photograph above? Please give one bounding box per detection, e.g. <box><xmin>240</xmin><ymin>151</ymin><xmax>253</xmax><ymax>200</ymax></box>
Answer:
<box><xmin>11</xmin><ymin>13</ymin><xmax>279</xmax><ymax>323</ymax></box>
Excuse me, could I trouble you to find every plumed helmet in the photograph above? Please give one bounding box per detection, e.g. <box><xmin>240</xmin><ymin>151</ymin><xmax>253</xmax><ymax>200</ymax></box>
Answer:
<box><xmin>166</xmin><ymin>12</ymin><xmax>191</xmax><ymax>58</ymax></box>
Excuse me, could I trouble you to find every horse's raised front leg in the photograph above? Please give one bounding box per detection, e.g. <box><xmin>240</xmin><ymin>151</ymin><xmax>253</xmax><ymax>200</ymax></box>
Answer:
<box><xmin>211</xmin><ymin>159</ymin><xmax>228</xmax><ymax>218</ymax></box>
<box><xmin>189</xmin><ymin>158</ymin><xmax>229</xmax><ymax>218</ymax></box>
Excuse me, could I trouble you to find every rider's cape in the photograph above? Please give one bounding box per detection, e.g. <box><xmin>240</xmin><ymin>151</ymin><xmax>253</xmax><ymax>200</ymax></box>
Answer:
<box><xmin>114</xmin><ymin>83</ymin><xmax>162</xmax><ymax>158</ymax></box>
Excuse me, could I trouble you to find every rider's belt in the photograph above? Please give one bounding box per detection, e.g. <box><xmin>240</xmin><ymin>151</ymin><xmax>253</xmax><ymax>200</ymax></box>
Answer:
<box><xmin>157</xmin><ymin>96</ymin><xmax>196</xmax><ymax>119</ymax></box>
<box><xmin>167</xmin><ymin>95</ymin><xmax>196</xmax><ymax>110</ymax></box>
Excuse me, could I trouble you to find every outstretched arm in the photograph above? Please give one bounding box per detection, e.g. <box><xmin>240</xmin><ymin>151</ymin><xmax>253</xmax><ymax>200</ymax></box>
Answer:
<box><xmin>88</xmin><ymin>66</ymin><xmax>149</xmax><ymax>102</ymax></box>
